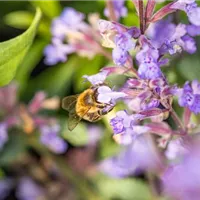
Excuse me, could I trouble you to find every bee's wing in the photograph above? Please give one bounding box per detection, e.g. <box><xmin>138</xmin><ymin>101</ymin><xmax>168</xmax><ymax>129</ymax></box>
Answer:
<box><xmin>62</xmin><ymin>95</ymin><xmax>79</xmax><ymax>111</ymax></box>
<box><xmin>68</xmin><ymin>111</ymin><xmax>82</xmax><ymax>131</ymax></box>
<box><xmin>62</xmin><ymin>95</ymin><xmax>91</xmax><ymax>131</ymax></box>
<box><xmin>68</xmin><ymin>107</ymin><xmax>92</xmax><ymax>131</ymax></box>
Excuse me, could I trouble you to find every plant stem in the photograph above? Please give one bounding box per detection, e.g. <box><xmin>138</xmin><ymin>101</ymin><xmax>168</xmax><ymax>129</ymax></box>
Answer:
<box><xmin>139</xmin><ymin>0</ymin><xmax>145</xmax><ymax>34</ymax></box>
<box><xmin>106</xmin><ymin>1</ymin><xmax>117</xmax><ymax>21</ymax></box>
<box><xmin>170</xmin><ymin>108</ymin><xmax>185</xmax><ymax>133</ymax></box>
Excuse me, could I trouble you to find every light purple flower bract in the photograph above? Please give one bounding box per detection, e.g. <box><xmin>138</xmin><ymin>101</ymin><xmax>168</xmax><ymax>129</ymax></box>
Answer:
<box><xmin>40</xmin><ymin>125</ymin><xmax>67</xmax><ymax>154</ymax></box>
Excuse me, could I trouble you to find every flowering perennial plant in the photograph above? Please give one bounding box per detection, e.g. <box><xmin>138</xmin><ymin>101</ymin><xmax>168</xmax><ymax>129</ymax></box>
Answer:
<box><xmin>44</xmin><ymin>1</ymin><xmax>200</xmax><ymax>199</ymax></box>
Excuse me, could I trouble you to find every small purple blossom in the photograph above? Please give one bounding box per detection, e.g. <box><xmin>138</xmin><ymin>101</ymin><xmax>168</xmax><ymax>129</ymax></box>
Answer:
<box><xmin>40</xmin><ymin>125</ymin><xmax>67</xmax><ymax>154</ymax></box>
<box><xmin>0</xmin><ymin>123</ymin><xmax>8</xmax><ymax>150</ymax></box>
<box><xmin>175</xmin><ymin>80</ymin><xmax>200</xmax><ymax>114</ymax></box>
<box><xmin>104</xmin><ymin>0</ymin><xmax>127</xmax><ymax>21</ymax></box>
<box><xmin>16</xmin><ymin>177</ymin><xmax>44</xmax><ymax>200</ymax></box>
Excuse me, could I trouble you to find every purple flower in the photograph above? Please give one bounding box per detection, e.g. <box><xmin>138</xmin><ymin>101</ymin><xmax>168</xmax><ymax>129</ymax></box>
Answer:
<box><xmin>170</xmin><ymin>0</ymin><xmax>196</xmax><ymax>12</ymax></box>
<box><xmin>110</xmin><ymin>111</ymin><xmax>149</xmax><ymax>145</ymax></box>
<box><xmin>97</xmin><ymin>85</ymin><xmax>127</xmax><ymax>104</ymax></box>
<box><xmin>40</xmin><ymin>125</ymin><xmax>67</xmax><ymax>154</ymax></box>
<box><xmin>182</xmin><ymin>35</ymin><xmax>196</xmax><ymax>54</ymax></box>
<box><xmin>136</xmin><ymin>44</ymin><xmax>163</xmax><ymax>79</ymax></box>
<box><xmin>112</xmin><ymin>47</ymin><xmax>129</xmax><ymax>66</ymax></box>
<box><xmin>188</xmin><ymin>7</ymin><xmax>200</xmax><ymax>26</ymax></box>
<box><xmin>163</xmin><ymin>147</ymin><xmax>200</xmax><ymax>200</ymax></box>
<box><xmin>60</xmin><ymin>7</ymin><xmax>85</xmax><ymax>27</ymax></box>
<box><xmin>99</xmin><ymin>135</ymin><xmax>162</xmax><ymax>178</ymax></box>
<box><xmin>16</xmin><ymin>177</ymin><xmax>44</xmax><ymax>200</ymax></box>
<box><xmin>110</xmin><ymin>110</ymin><xmax>134</xmax><ymax>134</ymax></box>
<box><xmin>44</xmin><ymin>38</ymin><xmax>75</xmax><ymax>65</ymax></box>
<box><xmin>51</xmin><ymin>18</ymin><xmax>68</xmax><ymax>40</ymax></box>
<box><xmin>0</xmin><ymin>123</ymin><xmax>8</xmax><ymax>150</ymax></box>
<box><xmin>147</xmin><ymin>19</ymin><xmax>176</xmax><ymax>49</ymax></box>
<box><xmin>104</xmin><ymin>0</ymin><xmax>127</xmax><ymax>21</ymax></box>
<box><xmin>83</xmin><ymin>71</ymin><xmax>108</xmax><ymax>85</ymax></box>
<box><xmin>175</xmin><ymin>80</ymin><xmax>200</xmax><ymax>114</ymax></box>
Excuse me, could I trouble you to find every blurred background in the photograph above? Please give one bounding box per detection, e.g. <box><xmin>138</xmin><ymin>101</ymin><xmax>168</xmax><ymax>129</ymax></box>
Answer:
<box><xmin>0</xmin><ymin>1</ymin><xmax>200</xmax><ymax>200</ymax></box>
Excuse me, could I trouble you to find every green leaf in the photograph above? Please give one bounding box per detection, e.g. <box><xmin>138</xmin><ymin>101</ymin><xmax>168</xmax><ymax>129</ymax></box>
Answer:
<box><xmin>15</xmin><ymin>39</ymin><xmax>48</xmax><ymax>94</ymax></box>
<box><xmin>4</xmin><ymin>11</ymin><xmax>34</xmax><ymax>29</ymax></box>
<box><xmin>177</xmin><ymin>54</ymin><xmax>200</xmax><ymax>81</ymax></box>
<box><xmin>96</xmin><ymin>175</ymin><xmax>152</xmax><ymax>200</ymax></box>
<box><xmin>73</xmin><ymin>55</ymin><xmax>104</xmax><ymax>92</ymax></box>
<box><xmin>61</xmin><ymin>121</ymin><xmax>88</xmax><ymax>146</ymax></box>
<box><xmin>0</xmin><ymin>8</ymin><xmax>42</xmax><ymax>87</ymax></box>
<box><xmin>31</xmin><ymin>0</ymin><xmax>61</xmax><ymax>19</ymax></box>
<box><xmin>4</xmin><ymin>11</ymin><xmax>50</xmax><ymax>37</ymax></box>
<box><xmin>26</xmin><ymin>56</ymin><xmax>79</xmax><ymax>98</ymax></box>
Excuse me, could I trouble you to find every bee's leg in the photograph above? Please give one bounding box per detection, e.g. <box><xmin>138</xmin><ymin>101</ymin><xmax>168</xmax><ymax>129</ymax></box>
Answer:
<box><xmin>99</xmin><ymin>105</ymin><xmax>114</xmax><ymax>115</ymax></box>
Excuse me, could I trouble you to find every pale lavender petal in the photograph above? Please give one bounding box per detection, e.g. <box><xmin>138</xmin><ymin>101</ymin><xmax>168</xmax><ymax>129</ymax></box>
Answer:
<box><xmin>83</xmin><ymin>71</ymin><xmax>108</xmax><ymax>85</ymax></box>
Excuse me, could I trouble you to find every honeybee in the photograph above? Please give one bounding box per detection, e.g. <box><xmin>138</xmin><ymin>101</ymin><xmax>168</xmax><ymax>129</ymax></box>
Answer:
<box><xmin>62</xmin><ymin>84</ymin><xmax>114</xmax><ymax>131</ymax></box>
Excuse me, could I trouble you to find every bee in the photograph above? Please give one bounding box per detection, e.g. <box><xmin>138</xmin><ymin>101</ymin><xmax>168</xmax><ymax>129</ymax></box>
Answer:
<box><xmin>62</xmin><ymin>84</ymin><xmax>114</xmax><ymax>131</ymax></box>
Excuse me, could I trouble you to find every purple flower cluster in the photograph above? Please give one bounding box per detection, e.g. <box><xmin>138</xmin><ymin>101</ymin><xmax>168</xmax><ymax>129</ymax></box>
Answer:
<box><xmin>44</xmin><ymin>7</ymin><xmax>104</xmax><ymax>65</ymax></box>
<box><xmin>44</xmin><ymin>1</ymin><xmax>200</xmax><ymax>199</ymax></box>
<box><xmin>99</xmin><ymin>20</ymin><xmax>140</xmax><ymax>66</ymax></box>
<box><xmin>94</xmin><ymin>0</ymin><xmax>200</xmax><ymax>187</ymax></box>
